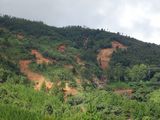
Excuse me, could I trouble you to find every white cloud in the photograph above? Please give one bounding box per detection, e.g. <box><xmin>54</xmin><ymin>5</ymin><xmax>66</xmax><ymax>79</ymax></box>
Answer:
<box><xmin>150</xmin><ymin>14</ymin><xmax>160</xmax><ymax>28</ymax></box>
<box><xmin>0</xmin><ymin>0</ymin><xmax>160</xmax><ymax>44</ymax></box>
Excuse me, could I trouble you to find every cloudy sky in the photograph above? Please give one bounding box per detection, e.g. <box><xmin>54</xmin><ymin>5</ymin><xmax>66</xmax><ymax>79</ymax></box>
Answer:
<box><xmin>0</xmin><ymin>0</ymin><xmax>160</xmax><ymax>44</ymax></box>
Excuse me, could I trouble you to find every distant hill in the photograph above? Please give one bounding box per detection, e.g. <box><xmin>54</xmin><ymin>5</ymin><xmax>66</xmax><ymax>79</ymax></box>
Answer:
<box><xmin>1</xmin><ymin>15</ymin><xmax>160</xmax><ymax>82</ymax></box>
<box><xmin>1</xmin><ymin>15</ymin><xmax>160</xmax><ymax>119</ymax></box>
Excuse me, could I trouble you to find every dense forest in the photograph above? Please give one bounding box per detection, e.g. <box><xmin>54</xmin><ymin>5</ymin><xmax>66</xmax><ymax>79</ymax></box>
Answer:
<box><xmin>1</xmin><ymin>15</ymin><xmax>160</xmax><ymax>120</ymax></box>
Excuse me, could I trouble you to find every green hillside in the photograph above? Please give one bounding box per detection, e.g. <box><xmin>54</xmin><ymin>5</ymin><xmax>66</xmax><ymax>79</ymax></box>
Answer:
<box><xmin>1</xmin><ymin>15</ymin><xmax>160</xmax><ymax>120</ymax></box>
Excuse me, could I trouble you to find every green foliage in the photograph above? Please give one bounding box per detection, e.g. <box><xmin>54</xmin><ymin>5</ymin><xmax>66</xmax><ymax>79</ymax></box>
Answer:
<box><xmin>125</xmin><ymin>64</ymin><xmax>148</xmax><ymax>81</ymax></box>
<box><xmin>0</xmin><ymin>83</ymin><xmax>160</xmax><ymax>119</ymax></box>
<box><xmin>151</xmin><ymin>72</ymin><xmax>160</xmax><ymax>82</ymax></box>
<box><xmin>149</xmin><ymin>89</ymin><xmax>160</xmax><ymax>104</ymax></box>
<box><xmin>1</xmin><ymin>15</ymin><xmax>160</xmax><ymax>119</ymax></box>
<box><xmin>108</xmin><ymin>63</ymin><xmax>125</xmax><ymax>82</ymax></box>
<box><xmin>105</xmin><ymin>82</ymin><xmax>130</xmax><ymax>91</ymax></box>
<box><xmin>0</xmin><ymin>104</ymin><xmax>43</xmax><ymax>120</ymax></box>
<box><xmin>67</xmin><ymin>96</ymin><xmax>84</xmax><ymax>106</ymax></box>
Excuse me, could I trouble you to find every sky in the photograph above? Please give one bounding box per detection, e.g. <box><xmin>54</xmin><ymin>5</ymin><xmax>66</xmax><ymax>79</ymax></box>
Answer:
<box><xmin>0</xmin><ymin>0</ymin><xmax>160</xmax><ymax>44</ymax></box>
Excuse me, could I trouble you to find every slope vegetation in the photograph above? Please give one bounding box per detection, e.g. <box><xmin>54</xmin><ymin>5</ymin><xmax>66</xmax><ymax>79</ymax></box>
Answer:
<box><xmin>1</xmin><ymin>15</ymin><xmax>160</xmax><ymax>119</ymax></box>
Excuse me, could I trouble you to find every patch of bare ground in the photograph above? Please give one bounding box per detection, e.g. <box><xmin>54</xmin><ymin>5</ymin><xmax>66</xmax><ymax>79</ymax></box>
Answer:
<box><xmin>31</xmin><ymin>50</ymin><xmax>53</xmax><ymax>64</ymax></box>
<box><xmin>97</xmin><ymin>48</ymin><xmax>114</xmax><ymax>69</ymax></box>
<box><xmin>19</xmin><ymin>60</ymin><xmax>53</xmax><ymax>91</ymax></box>
<box><xmin>63</xmin><ymin>83</ymin><xmax>78</xmax><ymax>101</ymax></box>
<box><xmin>19</xmin><ymin>50</ymin><xmax>55</xmax><ymax>91</ymax></box>
<box><xmin>19</xmin><ymin>49</ymin><xmax>79</xmax><ymax>100</ymax></box>
<box><xmin>97</xmin><ymin>41</ymin><xmax>127</xmax><ymax>69</ymax></box>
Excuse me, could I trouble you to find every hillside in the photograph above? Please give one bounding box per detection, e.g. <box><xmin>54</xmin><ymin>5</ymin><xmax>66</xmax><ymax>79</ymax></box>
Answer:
<box><xmin>1</xmin><ymin>15</ymin><xmax>160</xmax><ymax>120</ymax></box>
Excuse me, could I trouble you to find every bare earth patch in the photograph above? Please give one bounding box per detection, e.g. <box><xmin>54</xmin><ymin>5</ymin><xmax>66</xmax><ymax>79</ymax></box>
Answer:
<box><xmin>31</xmin><ymin>50</ymin><xmax>53</xmax><ymax>64</ymax></box>
<box><xmin>63</xmin><ymin>83</ymin><xmax>78</xmax><ymax>101</ymax></box>
<box><xmin>97</xmin><ymin>41</ymin><xmax>127</xmax><ymax>69</ymax></box>
<box><xmin>19</xmin><ymin>50</ymin><xmax>54</xmax><ymax>91</ymax></box>
<box><xmin>19</xmin><ymin>49</ymin><xmax>78</xmax><ymax>100</ymax></box>
<box><xmin>19</xmin><ymin>60</ymin><xmax>53</xmax><ymax>91</ymax></box>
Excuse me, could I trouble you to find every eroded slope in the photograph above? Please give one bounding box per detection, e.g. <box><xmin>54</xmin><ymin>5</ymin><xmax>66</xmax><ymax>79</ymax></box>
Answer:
<box><xmin>97</xmin><ymin>41</ymin><xmax>127</xmax><ymax>69</ymax></box>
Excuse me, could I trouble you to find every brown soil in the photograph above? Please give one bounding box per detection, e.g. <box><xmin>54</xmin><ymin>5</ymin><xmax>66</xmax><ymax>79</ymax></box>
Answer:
<box><xmin>31</xmin><ymin>50</ymin><xmax>52</xmax><ymax>64</ymax></box>
<box><xmin>97</xmin><ymin>41</ymin><xmax>127</xmax><ymax>69</ymax></box>
<box><xmin>114</xmin><ymin>89</ymin><xmax>133</xmax><ymax>96</ymax></box>
<box><xmin>19</xmin><ymin>49</ymin><xmax>79</xmax><ymax>99</ymax></box>
<box><xmin>63</xmin><ymin>83</ymin><xmax>78</xmax><ymax>101</ymax></box>
<box><xmin>45</xmin><ymin>81</ymin><xmax>53</xmax><ymax>91</ymax></box>
<box><xmin>97</xmin><ymin>48</ymin><xmax>114</xmax><ymax>69</ymax></box>
<box><xmin>57</xmin><ymin>44</ymin><xmax>66</xmax><ymax>52</ymax></box>
<box><xmin>19</xmin><ymin>60</ymin><xmax>50</xmax><ymax>91</ymax></box>
<box><xmin>112</xmin><ymin>41</ymin><xmax>127</xmax><ymax>49</ymax></box>
<box><xmin>19</xmin><ymin>50</ymin><xmax>54</xmax><ymax>91</ymax></box>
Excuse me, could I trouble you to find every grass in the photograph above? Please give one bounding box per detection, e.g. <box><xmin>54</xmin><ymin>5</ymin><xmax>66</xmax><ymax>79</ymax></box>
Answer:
<box><xmin>106</xmin><ymin>82</ymin><xmax>131</xmax><ymax>90</ymax></box>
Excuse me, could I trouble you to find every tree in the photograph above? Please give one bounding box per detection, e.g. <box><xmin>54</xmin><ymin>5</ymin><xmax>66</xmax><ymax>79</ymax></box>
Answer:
<box><xmin>0</xmin><ymin>67</ymin><xmax>10</xmax><ymax>83</ymax></box>
<box><xmin>126</xmin><ymin>64</ymin><xmax>148</xmax><ymax>81</ymax></box>
<box><xmin>107</xmin><ymin>63</ymin><xmax>125</xmax><ymax>82</ymax></box>
<box><xmin>151</xmin><ymin>72</ymin><xmax>160</xmax><ymax>82</ymax></box>
<box><xmin>112</xmin><ymin>64</ymin><xmax>124</xmax><ymax>82</ymax></box>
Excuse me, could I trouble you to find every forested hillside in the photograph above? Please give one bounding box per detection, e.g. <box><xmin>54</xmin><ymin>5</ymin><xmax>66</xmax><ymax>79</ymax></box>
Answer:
<box><xmin>1</xmin><ymin>15</ymin><xmax>160</xmax><ymax>120</ymax></box>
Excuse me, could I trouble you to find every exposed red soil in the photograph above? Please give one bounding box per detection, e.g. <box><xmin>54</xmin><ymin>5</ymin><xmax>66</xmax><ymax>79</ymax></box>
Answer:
<box><xmin>19</xmin><ymin>61</ymin><xmax>77</xmax><ymax>97</ymax></box>
<box><xmin>19</xmin><ymin>50</ymin><xmax>54</xmax><ymax>91</ymax></box>
<box><xmin>19</xmin><ymin>60</ymin><xmax>51</xmax><ymax>91</ymax></box>
<box><xmin>31</xmin><ymin>50</ymin><xmax>52</xmax><ymax>64</ymax></box>
<box><xmin>19</xmin><ymin>49</ymin><xmax>78</xmax><ymax>99</ymax></box>
<box><xmin>112</xmin><ymin>41</ymin><xmax>127</xmax><ymax>49</ymax></box>
<box><xmin>97</xmin><ymin>41</ymin><xmax>127</xmax><ymax>69</ymax></box>
<box><xmin>57</xmin><ymin>44</ymin><xmax>66</xmax><ymax>52</ymax></box>
<box><xmin>63</xmin><ymin>83</ymin><xmax>78</xmax><ymax>101</ymax></box>
<box><xmin>45</xmin><ymin>81</ymin><xmax>53</xmax><ymax>91</ymax></box>
<box><xmin>114</xmin><ymin>89</ymin><xmax>133</xmax><ymax>96</ymax></box>
<box><xmin>97</xmin><ymin>48</ymin><xmax>114</xmax><ymax>69</ymax></box>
